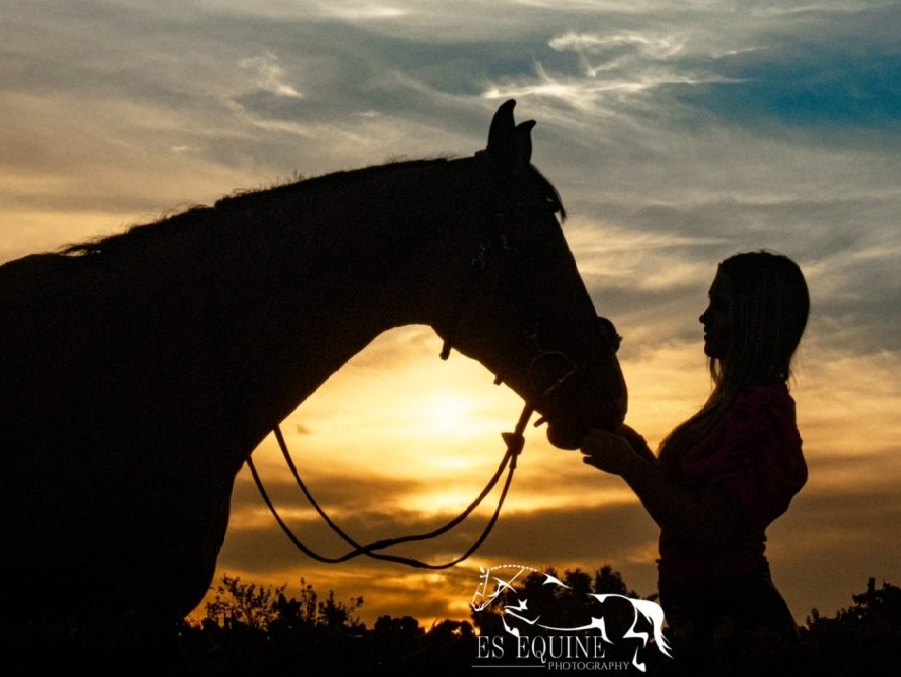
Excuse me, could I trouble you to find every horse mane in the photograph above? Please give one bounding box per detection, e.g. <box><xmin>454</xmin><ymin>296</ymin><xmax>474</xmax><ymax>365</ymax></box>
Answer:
<box><xmin>60</xmin><ymin>155</ymin><xmax>565</xmax><ymax>258</ymax></box>
<box><xmin>61</xmin><ymin>158</ymin><xmax>451</xmax><ymax>257</ymax></box>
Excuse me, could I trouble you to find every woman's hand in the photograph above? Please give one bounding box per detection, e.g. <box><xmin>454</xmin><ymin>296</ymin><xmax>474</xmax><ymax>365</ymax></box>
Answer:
<box><xmin>581</xmin><ymin>428</ymin><xmax>645</xmax><ymax>477</ymax></box>
<box><xmin>615</xmin><ymin>424</ymin><xmax>656</xmax><ymax>463</ymax></box>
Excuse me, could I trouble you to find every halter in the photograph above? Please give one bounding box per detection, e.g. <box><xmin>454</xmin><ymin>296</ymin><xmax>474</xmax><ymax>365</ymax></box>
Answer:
<box><xmin>246</xmin><ymin>157</ymin><xmax>612</xmax><ymax>569</ymax></box>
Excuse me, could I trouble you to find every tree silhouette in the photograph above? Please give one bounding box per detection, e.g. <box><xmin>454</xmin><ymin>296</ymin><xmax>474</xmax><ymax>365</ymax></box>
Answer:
<box><xmin>798</xmin><ymin>578</ymin><xmax>901</xmax><ymax>676</ymax></box>
<box><xmin>205</xmin><ymin>575</ymin><xmax>288</xmax><ymax>630</ymax></box>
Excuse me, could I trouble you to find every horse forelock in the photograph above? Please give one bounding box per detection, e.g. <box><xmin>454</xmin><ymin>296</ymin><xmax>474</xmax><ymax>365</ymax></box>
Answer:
<box><xmin>526</xmin><ymin>164</ymin><xmax>567</xmax><ymax>222</ymax></box>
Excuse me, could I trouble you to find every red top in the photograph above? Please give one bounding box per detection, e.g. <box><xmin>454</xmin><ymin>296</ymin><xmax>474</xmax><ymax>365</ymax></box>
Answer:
<box><xmin>657</xmin><ymin>383</ymin><xmax>807</xmax><ymax>592</ymax></box>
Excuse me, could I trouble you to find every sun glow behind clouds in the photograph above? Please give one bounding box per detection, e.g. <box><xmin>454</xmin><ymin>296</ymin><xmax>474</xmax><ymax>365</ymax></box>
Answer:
<box><xmin>420</xmin><ymin>392</ymin><xmax>477</xmax><ymax>437</ymax></box>
<box><xmin>264</xmin><ymin>326</ymin><xmax>527</xmax><ymax>484</ymax></box>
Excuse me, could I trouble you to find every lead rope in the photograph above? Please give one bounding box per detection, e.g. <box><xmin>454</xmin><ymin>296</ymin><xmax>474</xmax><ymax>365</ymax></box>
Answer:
<box><xmin>246</xmin><ymin>401</ymin><xmax>533</xmax><ymax>569</ymax></box>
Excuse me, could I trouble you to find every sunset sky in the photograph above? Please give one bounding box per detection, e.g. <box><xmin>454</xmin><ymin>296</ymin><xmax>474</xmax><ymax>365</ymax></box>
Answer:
<box><xmin>3</xmin><ymin>0</ymin><xmax>900</xmax><ymax>628</ymax></box>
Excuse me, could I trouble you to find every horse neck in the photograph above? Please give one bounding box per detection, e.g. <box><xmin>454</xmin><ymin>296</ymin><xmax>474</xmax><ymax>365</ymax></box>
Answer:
<box><xmin>200</xmin><ymin>161</ymin><xmax>474</xmax><ymax>452</ymax></box>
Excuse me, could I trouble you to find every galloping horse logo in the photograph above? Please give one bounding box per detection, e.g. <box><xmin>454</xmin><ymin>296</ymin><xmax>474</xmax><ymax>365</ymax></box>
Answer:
<box><xmin>471</xmin><ymin>565</ymin><xmax>673</xmax><ymax>672</ymax></box>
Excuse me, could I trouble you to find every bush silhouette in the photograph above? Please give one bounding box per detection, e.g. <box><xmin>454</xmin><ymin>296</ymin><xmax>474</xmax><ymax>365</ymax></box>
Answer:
<box><xmin>797</xmin><ymin>578</ymin><xmax>901</xmax><ymax>676</ymax></box>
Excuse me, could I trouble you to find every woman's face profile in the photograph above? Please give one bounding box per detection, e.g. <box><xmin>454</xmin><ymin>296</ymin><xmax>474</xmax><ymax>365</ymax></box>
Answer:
<box><xmin>700</xmin><ymin>271</ymin><xmax>731</xmax><ymax>359</ymax></box>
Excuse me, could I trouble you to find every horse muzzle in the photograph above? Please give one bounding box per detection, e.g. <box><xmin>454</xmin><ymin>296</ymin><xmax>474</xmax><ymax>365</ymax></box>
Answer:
<box><xmin>535</xmin><ymin>354</ymin><xmax>628</xmax><ymax>450</ymax></box>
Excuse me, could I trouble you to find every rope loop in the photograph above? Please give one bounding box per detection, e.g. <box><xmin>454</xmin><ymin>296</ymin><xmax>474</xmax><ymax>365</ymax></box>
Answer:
<box><xmin>248</xmin><ymin>402</ymin><xmax>534</xmax><ymax>569</ymax></box>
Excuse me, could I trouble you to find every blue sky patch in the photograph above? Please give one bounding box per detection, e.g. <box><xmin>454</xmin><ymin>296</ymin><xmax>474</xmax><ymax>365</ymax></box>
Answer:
<box><xmin>681</xmin><ymin>47</ymin><xmax>901</xmax><ymax>128</ymax></box>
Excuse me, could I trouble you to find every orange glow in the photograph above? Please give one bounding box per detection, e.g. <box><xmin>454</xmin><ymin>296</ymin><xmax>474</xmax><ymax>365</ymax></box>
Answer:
<box><xmin>419</xmin><ymin>392</ymin><xmax>477</xmax><ymax>438</ymax></box>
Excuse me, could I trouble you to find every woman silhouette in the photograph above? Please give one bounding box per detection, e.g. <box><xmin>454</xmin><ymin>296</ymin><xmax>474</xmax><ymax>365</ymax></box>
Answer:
<box><xmin>581</xmin><ymin>251</ymin><xmax>810</xmax><ymax>675</ymax></box>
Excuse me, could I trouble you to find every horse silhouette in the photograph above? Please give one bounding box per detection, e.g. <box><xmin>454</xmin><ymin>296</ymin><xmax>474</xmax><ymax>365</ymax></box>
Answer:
<box><xmin>0</xmin><ymin>101</ymin><xmax>626</xmax><ymax>620</ymax></box>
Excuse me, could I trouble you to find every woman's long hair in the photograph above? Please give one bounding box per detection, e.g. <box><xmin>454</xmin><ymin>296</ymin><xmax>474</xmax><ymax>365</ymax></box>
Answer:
<box><xmin>658</xmin><ymin>251</ymin><xmax>810</xmax><ymax>462</ymax></box>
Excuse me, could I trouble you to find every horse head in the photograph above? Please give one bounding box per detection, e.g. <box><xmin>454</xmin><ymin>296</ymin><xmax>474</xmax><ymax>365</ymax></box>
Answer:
<box><xmin>440</xmin><ymin>100</ymin><xmax>626</xmax><ymax>449</ymax></box>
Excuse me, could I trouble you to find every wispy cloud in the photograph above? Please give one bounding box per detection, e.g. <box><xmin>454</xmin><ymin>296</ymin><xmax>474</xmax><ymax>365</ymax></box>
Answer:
<box><xmin>313</xmin><ymin>1</ymin><xmax>409</xmax><ymax>20</ymax></box>
<box><xmin>240</xmin><ymin>53</ymin><xmax>304</xmax><ymax>99</ymax></box>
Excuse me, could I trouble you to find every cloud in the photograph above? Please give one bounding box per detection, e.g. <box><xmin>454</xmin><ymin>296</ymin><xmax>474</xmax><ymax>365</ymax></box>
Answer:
<box><xmin>313</xmin><ymin>1</ymin><xmax>409</xmax><ymax>21</ymax></box>
<box><xmin>240</xmin><ymin>53</ymin><xmax>304</xmax><ymax>99</ymax></box>
<box><xmin>215</xmin><ymin>485</ymin><xmax>663</xmax><ymax>624</ymax></box>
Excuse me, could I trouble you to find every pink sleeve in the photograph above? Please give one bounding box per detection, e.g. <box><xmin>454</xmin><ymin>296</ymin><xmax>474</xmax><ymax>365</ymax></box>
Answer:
<box><xmin>680</xmin><ymin>386</ymin><xmax>808</xmax><ymax>531</ymax></box>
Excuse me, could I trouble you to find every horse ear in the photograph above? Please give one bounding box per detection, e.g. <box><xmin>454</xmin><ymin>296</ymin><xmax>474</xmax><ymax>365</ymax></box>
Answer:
<box><xmin>485</xmin><ymin>99</ymin><xmax>519</xmax><ymax>167</ymax></box>
<box><xmin>515</xmin><ymin>120</ymin><xmax>536</xmax><ymax>165</ymax></box>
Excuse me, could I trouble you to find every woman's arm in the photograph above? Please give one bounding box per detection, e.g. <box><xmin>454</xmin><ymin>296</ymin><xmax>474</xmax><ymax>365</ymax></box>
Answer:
<box><xmin>581</xmin><ymin>429</ymin><xmax>744</xmax><ymax>546</ymax></box>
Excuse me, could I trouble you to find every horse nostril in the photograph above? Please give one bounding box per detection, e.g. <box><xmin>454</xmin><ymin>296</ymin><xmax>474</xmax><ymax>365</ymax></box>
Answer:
<box><xmin>529</xmin><ymin>351</ymin><xmax>576</xmax><ymax>401</ymax></box>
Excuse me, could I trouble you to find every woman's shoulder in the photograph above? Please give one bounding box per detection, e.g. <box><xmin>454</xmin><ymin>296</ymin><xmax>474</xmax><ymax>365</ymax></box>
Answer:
<box><xmin>721</xmin><ymin>383</ymin><xmax>803</xmax><ymax>463</ymax></box>
<box><xmin>731</xmin><ymin>382</ymin><xmax>796</xmax><ymax>421</ymax></box>
<box><xmin>686</xmin><ymin>383</ymin><xmax>800</xmax><ymax>463</ymax></box>
<box><xmin>723</xmin><ymin>383</ymin><xmax>807</xmax><ymax>525</ymax></box>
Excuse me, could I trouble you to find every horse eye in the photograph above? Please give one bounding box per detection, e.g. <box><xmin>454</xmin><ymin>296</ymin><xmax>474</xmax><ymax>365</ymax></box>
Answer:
<box><xmin>596</xmin><ymin>317</ymin><xmax>622</xmax><ymax>353</ymax></box>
